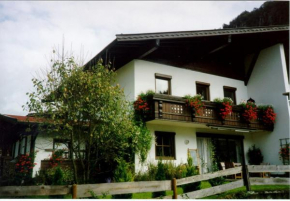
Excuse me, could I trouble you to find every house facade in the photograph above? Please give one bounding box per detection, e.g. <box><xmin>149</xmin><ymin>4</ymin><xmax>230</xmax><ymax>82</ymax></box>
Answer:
<box><xmin>1</xmin><ymin>26</ymin><xmax>289</xmax><ymax>179</ymax></box>
<box><xmin>86</xmin><ymin>25</ymin><xmax>290</xmax><ymax>173</ymax></box>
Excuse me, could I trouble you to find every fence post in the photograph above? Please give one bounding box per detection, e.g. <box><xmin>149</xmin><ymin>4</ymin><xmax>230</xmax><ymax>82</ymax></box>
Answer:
<box><xmin>72</xmin><ymin>184</ymin><xmax>77</xmax><ymax>199</ymax></box>
<box><xmin>242</xmin><ymin>165</ymin><xmax>251</xmax><ymax>191</ymax></box>
<box><xmin>172</xmin><ymin>178</ymin><xmax>177</xmax><ymax>199</ymax></box>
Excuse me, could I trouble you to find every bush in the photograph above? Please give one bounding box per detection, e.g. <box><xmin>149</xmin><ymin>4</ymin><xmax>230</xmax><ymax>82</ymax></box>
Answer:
<box><xmin>180</xmin><ymin>157</ymin><xmax>201</xmax><ymax>193</ymax></box>
<box><xmin>247</xmin><ymin>145</ymin><xmax>263</xmax><ymax>165</ymax></box>
<box><xmin>112</xmin><ymin>159</ymin><xmax>133</xmax><ymax>199</ymax></box>
<box><xmin>208</xmin><ymin>162</ymin><xmax>225</xmax><ymax>187</ymax></box>
<box><xmin>35</xmin><ymin>166</ymin><xmax>74</xmax><ymax>185</ymax></box>
<box><xmin>152</xmin><ymin>161</ymin><xmax>167</xmax><ymax>198</ymax></box>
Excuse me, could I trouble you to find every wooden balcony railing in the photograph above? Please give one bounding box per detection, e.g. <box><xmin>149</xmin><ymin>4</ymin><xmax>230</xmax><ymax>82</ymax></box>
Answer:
<box><xmin>148</xmin><ymin>94</ymin><xmax>272</xmax><ymax>131</ymax></box>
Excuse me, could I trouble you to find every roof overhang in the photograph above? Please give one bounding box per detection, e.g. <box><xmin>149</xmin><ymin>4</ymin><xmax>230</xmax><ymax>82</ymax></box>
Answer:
<box><xmin>84</xmin><ymin>25</ymin><xmax>289</xmax><ymax>82</ymax></box>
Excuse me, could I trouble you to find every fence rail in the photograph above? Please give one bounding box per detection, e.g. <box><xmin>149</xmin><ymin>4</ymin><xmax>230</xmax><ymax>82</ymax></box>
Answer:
<box><xmin>0</xmin><ymin>165</ymin><xmax>289</xmax><ymax>199</ymax></box>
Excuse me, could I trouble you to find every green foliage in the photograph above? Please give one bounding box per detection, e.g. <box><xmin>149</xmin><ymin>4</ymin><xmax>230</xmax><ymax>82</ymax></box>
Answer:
<box><xmin>134</xmin><ymin>90</ymin><xmax>154</xmax><ymax>122</ymax></box>
<box><xmin>247</xmin><ymin>145</ymin><xmax>264</xmax><ymax>165</ymax></box>
<box><xmin>208</xmin><ymin>140</ymin><xmax>225</xmax><ymax>187</ymax></box>
<box><xmin>89</xmin><ymin>191</ymin><xmax>109</xmax><ymax>199</ymax></box>
<box><xmin>35</xmin><ymin>166</ymin><xmax>74</xmax><ymax>185</ymax></box>
<box><xmin>112</xmin><ymin>159</ymin><xmax>133</xmax><ymax>199</ymax></box>
<box><xmin>24</xmin><ymin>53</ymin><xmax>152</xmax><ymax>183</ymax></box>
<box><xmin>180</xmin><ymin>156</ymin><xmax>201</xmax><ymax>193</ymax></box>
<box><xmin>155</xmin><ymin>160</ymin><xmax>166</xmax><ymax>181</ymax></box>
<box><xmin>223</xmin><ymin>1</ymin><xmax>289</xmax><ymax>28</ymax></box>
<box><xmin>133</xmin><ymin>90</ymin><xmax>154</xmax><ymax>163</ymax></box>
<box><xmin>53</xmin><ymin>167</ymin><xmax>64</xmax><ymax>185</ymax></box>
<box><xmin>184</xmin><ymin>94</ymin><xmax>204</xmax><ymax>116</ymax></box>
<box><xmin>14</xmin><ymin>152</ymin><xmax>37</xmax><ymax>185</ymax></box>
<box><xmin>49</xmin><ymin>149</ymin><xmax>65</xmax><ymax>168</ymax></box>
<box><xmin>152</xmin><ymin>161</ymin><xmax>167</xmax><ymax>198</ymax></box>
<box><xmin>208</xmin><ymin>162</ymin><xmax>225</xmax><ymax>187</ymax></box>
<box><xmin>213</xmin><ymin>97</ymin><xmax>233</xmax><ymax>105</ymax></box>
<box><xmin>134</xmin><ymin>162</ymin><xmax>158</xmax><ymax>181</ymax></box>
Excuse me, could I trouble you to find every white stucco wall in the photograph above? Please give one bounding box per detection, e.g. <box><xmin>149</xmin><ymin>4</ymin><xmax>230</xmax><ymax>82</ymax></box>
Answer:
<box><xmin>135</xmin><ymin>124</ymin><xmax>197</xmax><ymax>172</ymax></box>
<box><xmin>33</xmin><ymin>133</ymin><xmax>54</xmax><ymax>176</ymax></box>
<box><xmin>247</xmin><ymin>44</ymin><xmax>290</xmax><ymax>165</ymax></box>
<box><xmin>116</xmin><ymin>61</ymin><xmax>135</xmax><ymax>101</ymax></box>
<box><xmin>133</xmin><ymin>60</ymin><xmax>248</xmax><ymax>103</ymax></box>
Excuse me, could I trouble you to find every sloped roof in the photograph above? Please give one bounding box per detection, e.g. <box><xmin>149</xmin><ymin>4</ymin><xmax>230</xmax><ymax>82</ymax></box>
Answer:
<box><xmin>0</xmin><ymin>114</ymin><xmax>45</xmax><ymax>124</ymax></box>
<box><xmin>116</xmin><ymin>26</ymin><xmax>289</xmax><ymax>41</ymax></box>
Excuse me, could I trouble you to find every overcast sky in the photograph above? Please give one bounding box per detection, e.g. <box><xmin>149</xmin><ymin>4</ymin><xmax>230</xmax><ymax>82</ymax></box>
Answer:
<box><xmin>0</xmin><ymin>1</ymin><xmax>265</xmax><ymax>115</ymax></box>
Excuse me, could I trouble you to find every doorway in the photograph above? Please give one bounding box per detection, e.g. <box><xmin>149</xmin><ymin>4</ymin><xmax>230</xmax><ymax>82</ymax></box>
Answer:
<box><xmin>197</xmin><ymin>133</ymin><xmax>244</xmax><ymax>174</ymax></box>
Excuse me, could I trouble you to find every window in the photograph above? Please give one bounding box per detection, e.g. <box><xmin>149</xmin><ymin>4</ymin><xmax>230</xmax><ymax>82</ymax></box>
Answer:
<box><xmin>155</xmin><ymin>132</ymin><xmax>175</xmax><ymax>160</ymax></box>
<box><xmin>223</xmin><ymin>86</ymin><xmax>237</xmax><ymax>105</ymax></box>
<box><xmin>196</xmin><ymin>82</ymin><xmax>210</xmax><ymax>101</ymax></box>
<box><xmin>53</xmin><ymin>139</ymin><xmax>70</xmax><ymax>159</ymax></box>
<box><xmin>155</xmin><ymin>73</ymin><xmax>172</xmax><ymax>95</ymax></box>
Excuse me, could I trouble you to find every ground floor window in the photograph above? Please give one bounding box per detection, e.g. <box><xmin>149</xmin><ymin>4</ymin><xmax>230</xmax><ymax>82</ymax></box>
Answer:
<box><xmin>155</xmin><ymin>132</ymin><xmax>175</xmax><ymax>160</ymax></box>
<box><xmin>53</xmin><ymin>139</ymin><xmax>70</xmax><ymax>159</ymax></box>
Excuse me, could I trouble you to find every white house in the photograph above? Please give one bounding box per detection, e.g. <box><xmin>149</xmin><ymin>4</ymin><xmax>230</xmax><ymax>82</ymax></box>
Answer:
<box><xmin>86</xmin><ymin>25</ymin><xmax>290</xmax><ymax>173</ymax></box>
<box><xmin>1</xmin><ymin>26</ymin><xmax>289</xmax><ymax>179</ymax></box>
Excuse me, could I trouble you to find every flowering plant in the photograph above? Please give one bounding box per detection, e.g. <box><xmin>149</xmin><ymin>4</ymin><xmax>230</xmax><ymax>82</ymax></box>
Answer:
<box><xmin>279</xmin><ymin>144</ymin><xmax>289</xmax><ymax>159</ymax></box>
<box><xmin>213</xmin><ymin>97</ymin><xmax>233</xmax><ymax>120</ymax></box>
<box><xmin>258</xmin><ymin>105</ymin><xmax>276</xmax><ymax>126</ymax></box>
<box><xmin>184</xmin><ymin>94</ymin><xmax>205</xmax><ymax>116</ymax></box>
<box><xmin>239</xmin><ymin>101</ymin><xmax>258</xmax><ymax>122</ymax></box>
<box><xmin>49</xmin><ymin>149</ymin><xmax>64</xmax><ymax>168</ymax></box>
<box><xmin>134</xmin><ymin>90</ymin><xmax>154</xmax><ymax>122</ymax></box>
<box><xmin>15</xmin><ymin>152</ymin><xmax>37</xmax><ymax>183</ymax></box>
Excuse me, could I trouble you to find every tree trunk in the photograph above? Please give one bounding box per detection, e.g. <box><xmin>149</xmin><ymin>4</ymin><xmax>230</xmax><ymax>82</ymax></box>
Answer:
<box><xmin>70</xmin><ymin>131</ymin><xmax>79</xmax><ymax>184</ymax></box>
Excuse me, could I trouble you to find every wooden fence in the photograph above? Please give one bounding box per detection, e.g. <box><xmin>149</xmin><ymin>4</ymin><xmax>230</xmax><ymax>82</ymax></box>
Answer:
<box><xmin>0</xmin><ymin>165</ymin><xmax>289</xmax><ymax>199</ymax></box>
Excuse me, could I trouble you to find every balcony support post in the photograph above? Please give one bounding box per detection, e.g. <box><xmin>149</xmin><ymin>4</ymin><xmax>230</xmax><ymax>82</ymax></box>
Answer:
<box><xmin>158</xmin><ymin>101</ymin><xmax>163</xmax><ymax>119</ymax></box>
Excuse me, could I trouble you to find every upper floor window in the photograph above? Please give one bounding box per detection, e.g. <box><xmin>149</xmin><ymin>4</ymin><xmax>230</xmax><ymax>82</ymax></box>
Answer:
<box><xmin>196</xmin><ymin>82</ymin><xmax>210</xmax><ymax>101</ymax></box>
<box><xmin>223</xmin><ymin>86</ymin><xmax>237</xmax><ymax>105</ymax></box>
<box><xmin>155</xmin><ymin>131</ymin><xmax>175</xmax><ymax>160</ymax></box>
<box><xmin>155</xmin><ymin>73</ymin><xmax>172</xmax><ymax>95</ymax></box>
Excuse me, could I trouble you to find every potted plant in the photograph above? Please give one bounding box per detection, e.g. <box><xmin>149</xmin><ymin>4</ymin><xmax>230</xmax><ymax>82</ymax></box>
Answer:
<box><xmin>184</xmin><ymin>94</ymin><xmax>205</xmax><ymax>116</ymax></box>
<box><xmin>213</xmin><ymin>97</ymin><xmax>233</xmax><ymax>121</ymax></box>
<box><xmin>258</xmin><ymin>105</ymin><xmax>276</xmax><ymax>128</ymax></box>
<box><xmin>239</xmin><ymin>101</ymin><xmax>258</xmax><ymax>123</ymax></box>
<box><xmin>247</xmin><ymin>145</ymin><xmax>263</xmax><ymax>165</ymax></box>
<box><xmin>134</xmin><ymin>90</ymin><xmax>154</xmax><ymax>122</ymax></box>
<box><xmin>279</xmin><ymin>144</ymin><xmax>289</xmax><ymax>165</ymax></box>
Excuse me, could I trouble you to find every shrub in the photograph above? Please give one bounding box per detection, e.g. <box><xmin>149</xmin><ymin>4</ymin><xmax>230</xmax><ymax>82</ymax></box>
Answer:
<box><xmin>208</xmin><ymin>175</ymin><xmax>225</xmax><ymax>187</ymax></box>
<box><xmin>53</xmin><ymin>167</ymin><xmax>64</xmax><ymax>185</ymax></box>
<box><xmin>112</xmin><ymin>159</ymin><xmax>133</xmax><ymax>199</ymax></box>
<box><xmin>14</xmin><ymin>152</ymin><xmax>37</xmax><ymax>185</ymax></box>
<box><xmin>247</xmin><ymin>145</ymin><xmax>263</xmax><ymax>165</ymax></box>
<box><xmin>153</xmin><ymin>161</ymin><xmax>166</xmax><ymax>198</ymax></box>
<box><xmin>35</xmin><ymin>166</ymin><xmax>74</xmax><ymax>185</ymax></box>
<box><xmin>180</xmin><ymin>157</ymin><xmax>201</xmax><ymax>193</ymax></box>
<box><xmin>175</xmin><ymin>164</ymin><xmax>187</xmax><ymax>179</ymax></box>
<box><xmin>208</xmin><ymin>143</ymin><xmax>225</xmax><ymax>187</ymax></box>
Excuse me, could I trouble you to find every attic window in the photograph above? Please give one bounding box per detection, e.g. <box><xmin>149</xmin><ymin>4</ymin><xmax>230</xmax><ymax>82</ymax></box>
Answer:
<box><xmin>155</xmin><ymin>73</ymin><xmax>172</xmax><ymax>95</ymax></box>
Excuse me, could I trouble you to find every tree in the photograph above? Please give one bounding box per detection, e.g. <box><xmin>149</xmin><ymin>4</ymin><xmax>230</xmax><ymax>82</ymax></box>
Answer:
<box><xmin>24</xmin><ymin>52</ymin><xmax>152</xmax><ymax>183</ymax></box>
<box><xmin>223</xmin><ymin>1</ymin><xmax>289</xmax><ymax>28</ymax></box>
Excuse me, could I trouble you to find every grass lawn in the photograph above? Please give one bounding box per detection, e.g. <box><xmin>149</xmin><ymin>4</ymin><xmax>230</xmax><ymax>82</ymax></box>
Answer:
<box><xmin>2</xmin><ymin>182</ymin><xmax>289</xmax><ymax>199</ymax></box>
<box><xmin>203</xmin><ymin>185</ymin><xmax>290</xmax><ymax>199</ymax></box>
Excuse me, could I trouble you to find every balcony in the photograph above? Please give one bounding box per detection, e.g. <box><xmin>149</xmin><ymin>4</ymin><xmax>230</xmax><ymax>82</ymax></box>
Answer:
<box><xmin>147</xmin><ymin>94</ymin><xmax>272</xmax><ymax>131</ymax></box>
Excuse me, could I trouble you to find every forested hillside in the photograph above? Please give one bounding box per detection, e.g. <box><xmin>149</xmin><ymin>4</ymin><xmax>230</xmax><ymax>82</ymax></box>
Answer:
<box><xmin>223</xmin><ymin>1</ymin><xmax>289</xmax><ymax>28</ymax></box>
